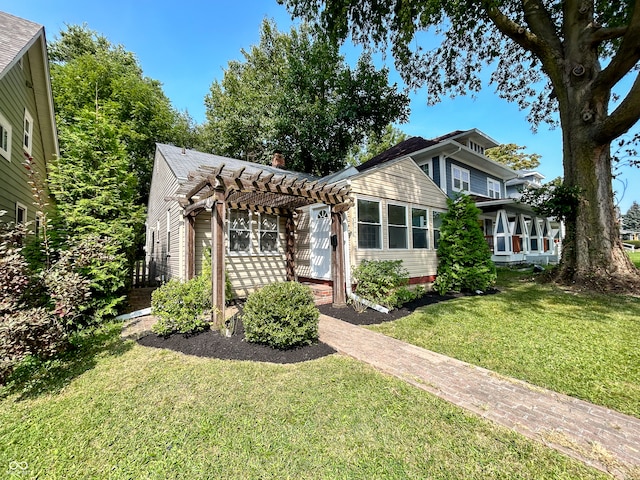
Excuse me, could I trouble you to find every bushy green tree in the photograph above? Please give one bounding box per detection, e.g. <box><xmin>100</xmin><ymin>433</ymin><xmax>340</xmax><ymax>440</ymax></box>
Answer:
<box><xmin>434</xmin><ymin>195</ymin><xmax>496</xmax><ymax>295</ymax></box>
<box><xmin>485</xmin><ymin>144</ymin><xmax>541</xmax><ymax>171</ymax></box>
<box><xmin>346</xmin><ymin>125</ymin><xmax>408</xmax><ymax>166</ymax></box>
<box><xmin>623</xmin><ymin>201</ymin><xmax>640</xmax><ymax>231</ymax></box>
<box><xmin>202</xmin><ymin>19</ymin><xmax>409</xmax><ymax>176</ymax></box>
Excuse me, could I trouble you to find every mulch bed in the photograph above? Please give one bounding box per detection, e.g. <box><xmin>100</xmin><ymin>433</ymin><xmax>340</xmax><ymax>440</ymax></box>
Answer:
<box><xmin>137</xmin><ymin>290</ymin><xmax>498</xmax><ymax>364</ymax></box>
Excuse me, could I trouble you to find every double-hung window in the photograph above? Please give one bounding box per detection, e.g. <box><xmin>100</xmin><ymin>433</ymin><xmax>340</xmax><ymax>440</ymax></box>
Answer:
<box><xmin>23</xmin><ymin>110</ymin><xmax>33</xmax><ymax>155</ymax></box>
<box><xmin>487</xmin><ymin>178</ymin><xmax>501</xmax><ymax>199</ymax></box>
<box><xmin>0</xmin><ymin>111</ymin><xmax>11</xmax><ymax>160</ymax></box>
<box><xmin>432</xmin><ymin>210</ymin><xmax>444</xmax><ymax>250</ymax></box>
<box><xmin>259</xmin><ymin>213</ymin><xmax>278</xmax><ymax>253</ymax></box>
<box><xmin>16</xmin><ymin>202</ymin><xmax>26</xmax><ymax>225</ymax></box>
<box><xmin>357</xmin><ymin>199</ymin><xmax>381</xmax><ymax>249</ymax></box>
<box><xmin>452</xmin><ymin>165</ymin><xmax>470</xmax><ymax>192</ymax></box>
<box><xmin>387</xmin><ymin>204</ymin><xmax>407</xmax><ymax>249</ymax></box>
<box><xmin>229</xmin><ymin>210</ymin><xmax>251</xmax><ymax>253</ymax></box>
<box><xmin>411</xmin><ymin>207</ymin><xmax>428</xmax><ymax>249</ymax></box>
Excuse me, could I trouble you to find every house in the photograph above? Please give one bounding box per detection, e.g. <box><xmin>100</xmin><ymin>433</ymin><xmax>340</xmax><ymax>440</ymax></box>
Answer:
<box><xmin>355</xmin><ymin>129</ymin><xmax>562</xmax><ymax>265</ymax></box>
<box><xmin>146</xmin><ymin>142</ymin><xmax>448</xmax><ymax>322</ymax></box>
<box><xmin>0</xmin><ymin>11</ymin><xmax>58</xmax><ymax>226</ymax></box>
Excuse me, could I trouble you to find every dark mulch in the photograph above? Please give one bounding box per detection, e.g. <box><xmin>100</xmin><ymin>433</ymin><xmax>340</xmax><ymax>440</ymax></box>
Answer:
<box><xmin>137</xmin><ymin>289</ymin><xmax>498</xmax><ymax>364</ymax></box>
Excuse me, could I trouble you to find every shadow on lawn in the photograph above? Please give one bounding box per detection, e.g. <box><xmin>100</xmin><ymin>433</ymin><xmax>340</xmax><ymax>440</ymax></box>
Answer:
<box><xmin>1</xmin><ymin>322</ymin><xmax>133</xmax><ymax>401</ymax></box>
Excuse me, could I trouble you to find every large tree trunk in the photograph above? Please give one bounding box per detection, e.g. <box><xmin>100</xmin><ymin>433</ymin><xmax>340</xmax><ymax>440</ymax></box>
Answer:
<box><xmin>556</xmin><ymin>105</ymin><xmax>640</xmax><ymax>291</ymax></box>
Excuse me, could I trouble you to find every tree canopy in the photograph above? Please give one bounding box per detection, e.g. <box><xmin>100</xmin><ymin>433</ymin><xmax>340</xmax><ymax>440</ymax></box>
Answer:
<box><xmin>623</xmin><ymin>201</ymin><xmax>640</xmax><ymax>231</ymax></box>
<box><xmin>201</xmin><ymin>19</ymin><xmax>409</xmax><ymax>176</ymax></box>
<box><xmin>346</xmin><ymin>125</ymin><xmax>408</xmax><ymax>166</ymax></box>
<box><xmin>485</xmin><ymin>143</ymin><xmax>541</xmax><ymax>171</ymax></box>
<box><xmin>282</xmin><ymin>0</ymin><xmax>640</xmax><ymax>290</ymax></box>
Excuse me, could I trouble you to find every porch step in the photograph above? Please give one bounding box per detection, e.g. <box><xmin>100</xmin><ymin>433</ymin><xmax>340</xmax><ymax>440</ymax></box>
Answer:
<box><xmin>302</xmin><ymin>283</ymin><xmax>334</xmax><ymax>305</ymax></box>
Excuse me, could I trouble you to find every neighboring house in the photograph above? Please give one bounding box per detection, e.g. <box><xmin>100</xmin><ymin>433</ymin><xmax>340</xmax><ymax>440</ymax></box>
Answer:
<box><xmin>355</xmin><ymin>129</ymin><xmax>563</xmax><ymax>265</ymax></box>
<box><xmin>0</xmin><ymin>11</ymin><xmax>58</xmax><ymax>226</ymax></box>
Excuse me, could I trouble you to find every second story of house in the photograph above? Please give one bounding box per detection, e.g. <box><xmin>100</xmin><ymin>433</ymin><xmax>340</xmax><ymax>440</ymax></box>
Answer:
<box><xmin>357</xmin><ymin>129</ymin><xmax>518</xmax><ymax>201</ymax></box>
<box><xmin>0</xmin><ymin>10</ymin><xmax>58</xmax><ymax>226</ymax></box>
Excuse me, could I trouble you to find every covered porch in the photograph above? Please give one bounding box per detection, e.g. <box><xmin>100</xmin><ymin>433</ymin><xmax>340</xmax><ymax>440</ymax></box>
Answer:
<box><xmin>173</xmin><ymin>163</ymin><xmax>352</xmax><ymax>327</ymax></box>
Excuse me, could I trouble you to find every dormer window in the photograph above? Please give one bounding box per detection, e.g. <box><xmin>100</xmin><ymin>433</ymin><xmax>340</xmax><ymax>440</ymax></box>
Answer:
<box><xmin>468</xmin><ymin>140</ymin><xmax>484</xmax><ymax>154</ymax></box>
<box><xmin>23</xmin><ymin>109</ymin><xmax>33</xmax><ymax>154</ymax></box>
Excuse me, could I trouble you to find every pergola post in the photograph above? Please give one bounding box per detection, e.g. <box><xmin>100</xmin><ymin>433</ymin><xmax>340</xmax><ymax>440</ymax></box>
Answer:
<box><xmin>331</xmin><ymin>209</ymin><xmax>347</xmax><ymax>308</ymax></box>
<box><xmin>185</xmin><ymin>215</ymin><xmax>196</xmax><ymax>280</ymax></box>
<box><xmin>285</xmin><ymin>215</ymin><xmax>296</xmax><ymax>281</ymax></box>
<box><xmin>210</xmin><ymin>188</ymin><xmax>226</xmax><ymax>328</ymax></box>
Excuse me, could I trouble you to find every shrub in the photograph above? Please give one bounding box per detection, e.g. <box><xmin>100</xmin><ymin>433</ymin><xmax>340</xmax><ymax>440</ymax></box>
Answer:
<box><xmin>0</xmin><ymin>308</ymin><xmax>67</xmax><ymax>383</ymax></box>
<box><xmin>352</xmin><ymin>259</ymin><xmax>410</xmax><ymax>308</ymax></box>
<box><xmin>151</xmin><ymin>274</ymin><xmax>211</xmax><ymax>336</ymax></box>
<box><xmin>243</xmin><ymin>282</ymin><xmax>319</xmax><ymax>349</ymax></box>
<box><xmin>434</xmin><ymin>194</ymin><xmax>496</xmax><ymax>294</ymax></box>
<box><xmin>624</xmin><ymin>240</ymin><xmax>640</xmax><ymax>249</ymax></box>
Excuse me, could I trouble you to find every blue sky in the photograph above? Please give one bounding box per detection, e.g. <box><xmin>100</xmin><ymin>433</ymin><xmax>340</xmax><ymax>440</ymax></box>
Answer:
<box><xmin>4</xmin><ymin>0</ymin><xmax>637</xmax><ymax>213</ymax></box>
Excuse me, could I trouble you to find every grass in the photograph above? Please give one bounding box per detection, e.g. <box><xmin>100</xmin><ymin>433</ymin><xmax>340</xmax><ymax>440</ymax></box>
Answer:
<box><xmin>629</xmin><ymin>250</ymin><xmax>640</xmax><ymax>268</ymax></box>
<box><xmin>0</xmin><ymin>323</ymin><xmax>606</xmax><ymax>479</ymax></box>
<box><xmin>370</xmin><ymin>267</ymin><xmax>640</xmax><ymax>418</ymax></box>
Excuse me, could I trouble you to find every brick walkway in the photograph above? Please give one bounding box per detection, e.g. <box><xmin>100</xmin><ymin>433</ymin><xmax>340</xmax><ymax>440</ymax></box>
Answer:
<box><xmin>319</xmin><ymin>314</ymin><xmax>640</xmax><ymax>479</ymax></box>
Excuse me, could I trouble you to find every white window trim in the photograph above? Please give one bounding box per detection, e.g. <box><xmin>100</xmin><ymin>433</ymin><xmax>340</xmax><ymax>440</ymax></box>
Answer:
<box><xmin>487</xmin><ymin>178</ymin><xmax>501</xmax><ymax>199</ymax></box>
<box><xmin>356</xmin><ymin>196</ymin><xmax>382</xmax><ymax>250</ymax></box>
<box><xmin>387</xmin><ymin>201</ymin><xmax>409</xmax><ymax>250</ymax></box>
<box><xmin>23</xmin><ymin>109</ymin><xmax>34</xmax><ymax>155</ymax></box>
<box><xmin>431</xmin><ymin>209</ymin><xmax>446</xmax><ymax>251</ymax></box>
<box><xmin>16</xmin><ymin>202</ymin><xmax>27</xmax><ymax>225</ymax></box>
<box><xmin>418</xmin><ymin>158</ymin><xmax>432</xmax><ymax>178</ymax></box>
<box><xmin>228</xmin><ymin>209</ymin><xmax>253</xmax><ymax>256</ymax></box>
<box><xmin>258</xmin><ymin>212</ymin><xmax>280</xmax><ymax>255</ymax></box>
<box><xmin>451</xmin><ymin>164</ymin><xmax>470</xmax><ymax>192</ymax></box>
<box><xmin>166</xmin><ymin>210</ymin><xmax>171</xmax><ymax>255</ymax></box>
<box><xmin>410</xmin><ymin>205</ymin><xmax>429</xmax><ymax>249</ymax></box>
<box><xmin>0</xmin><ymin>111</ymin><xmax>12</xmax><ymax>161</ymax></box>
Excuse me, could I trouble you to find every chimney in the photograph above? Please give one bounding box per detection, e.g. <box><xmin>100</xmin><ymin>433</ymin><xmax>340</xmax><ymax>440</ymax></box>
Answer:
<box><xmin>271</xmin><ymin>151</ymin><xmax>285</xmax><ymax>168</ymax></box>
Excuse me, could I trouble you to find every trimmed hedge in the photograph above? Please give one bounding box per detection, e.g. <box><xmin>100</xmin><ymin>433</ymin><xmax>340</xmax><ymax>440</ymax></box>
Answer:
<box><xmin>243</xmin><ymin>282</ymin><xmax>319</xmax><ymax>349</ymax></box>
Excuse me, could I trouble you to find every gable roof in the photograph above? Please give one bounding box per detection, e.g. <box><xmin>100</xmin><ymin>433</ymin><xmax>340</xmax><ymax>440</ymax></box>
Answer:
<box><xmin>157</xmin><ymin>143</ymin><xmax>318</xmax><ymax>184</ymax></box>
<box><xmin>0</xmin><ymin>11</ymin><xmax>43</xmax><ymax>79</ymax></box>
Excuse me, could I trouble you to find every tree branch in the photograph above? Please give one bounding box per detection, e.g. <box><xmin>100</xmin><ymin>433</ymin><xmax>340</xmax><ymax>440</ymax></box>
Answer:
<box><xmin>482</xmin><ymin>2</ymin><xmax>544</xmax><ymax>56</ymax></box>
<box><xmin>595</xmin><ymin>70</ymin><xmax>640</xmax><ymax>143</ymax></box>
<box><xmin>589</xmin><ymin>25</ymin><xmax>628</xmax><ymax>45</ymax></box>
<box><xmin>593</xmin><ymin>2</ymin><xmax>640</xmax><ymax>93</ymax></box>
<box><xmin>521</xmin><ymin>0</ymin><xmax>564</xmax><ymax>56</ymax></box>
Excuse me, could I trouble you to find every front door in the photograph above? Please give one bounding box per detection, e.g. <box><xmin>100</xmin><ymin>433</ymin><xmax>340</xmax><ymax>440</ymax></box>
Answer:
<box><xmin>310</xmin><ymin>205</ymin><xmax>331</xmax><ymax>279</ymax></box>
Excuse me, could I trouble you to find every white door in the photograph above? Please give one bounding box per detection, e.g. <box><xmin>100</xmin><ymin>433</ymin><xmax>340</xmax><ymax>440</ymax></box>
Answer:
<box><xmin>310</xmin><ymin>206</ymin><xmax>331</xmax><ymax>279</ymax></box>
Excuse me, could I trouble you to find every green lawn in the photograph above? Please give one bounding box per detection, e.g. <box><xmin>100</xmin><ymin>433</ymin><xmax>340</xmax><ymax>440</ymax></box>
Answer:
<box><xmin>0</xmin><ymin>323</ymin><xmax>605</xmax><ymax>479</ymax></box>
<box><xmin>370</xmin><ymin>268</ymin><xmax>640</xmax><ymax>418</ymax></box>
<box><xmin>629</xmin><ymin>250</ymin><xmax>640</xmax><ymax>268</ymax></box>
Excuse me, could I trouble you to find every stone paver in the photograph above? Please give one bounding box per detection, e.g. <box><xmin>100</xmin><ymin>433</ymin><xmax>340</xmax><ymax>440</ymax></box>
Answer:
<box><xmin>319</xmin><ymin>314</ymin><xmax>640</xmax><ymax>480</ymax></box>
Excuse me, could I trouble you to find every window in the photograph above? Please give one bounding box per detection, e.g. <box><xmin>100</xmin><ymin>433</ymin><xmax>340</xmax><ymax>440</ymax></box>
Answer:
<box><xmin>0</xmin><ymin>111</ymin><xmax>11</xmax><ymax>160</ymax></box>
<box><xmin>150</xmin><ymin>230</ymin><xmax>155</xmax><ymax>254</ymax></box>
<box><xmin>412</xmin><ymin>208</ymin><xmax>428</xmax><ymax>249</ymax></box>
<box><xmin>452</xmin><ymin>165</ymin><xmax>470</xmax><ymax>192</ymax></box>
<box><xmin>23</xmin><ymin>110</ymin><xmax>33</xmax><ymax>154</ymax></box>
<box><xmin>387</xmin><ymin>204</ymin><xmax>407</xmax><ymax>249</ymax></box>
<box><xmin>16</xmin><ymin>202</ymin><xmax>26</xmax><ymax>225</ymax></box>
<box><xmin>259</xmin><ymin>213</ymin><xmax>278</xmax><ymax>253</ymax></box>
<box><xmin>419</xmin><ymin>161</ymin><xmax>430</xmax><ymax>177</ymax></box>
<box><xmin>166</xmin><ymin>210</ymin><xmax>171</xmax><ymax>254</ymax></box>
<box><xmin>357</xmin><ymin>199</ymin><xmax>381</xmax><ymax>249</ymax></box>
<box><xmin>35</xmin><ymin>212</ymin><xmax>43</xmax><ymax>237</ymax></box>
<box><xmin>229</xmin><ymin>210</ymin><xmax>251</xmax><ymax>253</ymax></box>
<box><xmin>432</xmin><ymin>210</ymin><xmax>444</xmax><ymax>250</ymax></box>
<box><xmin>487</xmin><ymin>178</ymin><xmax>501</xmax><ymax>199</ymax></box>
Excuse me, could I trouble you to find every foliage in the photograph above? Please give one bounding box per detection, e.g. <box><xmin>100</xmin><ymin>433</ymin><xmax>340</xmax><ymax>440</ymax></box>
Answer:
<box><xmin>623</xmin><ymin>201</ymin><xmax>640</xmax><ymax>231</ymax></box>
<box><xmin>625</xmin><ymin>240</ymin><xmax>640</xmax><ymax>249</ymax></box>
<box><xmin>242</xmin><ymin>282</ymin><xmax>319</xmax><ymax>349</ymax></box>
<box><xmin>346</xmin><ymin>124</ymin><xmax>408</xmax><ymax>166</ymax></box>
<box><xmin>0</xmin><ymin>222</ymin><xmax>30</xmax><ymax>315</ymax></box>
<box><xmin>433</xmin><ymin>195</ymin><xmax>496</xmax><ymax>295</ymax></box>
<box><xmin>151</xmin><ymin>276</ymin><xmax>211</xmax><ymax>336</ymax></box>
<box><xmin>352</xmin><ymin>259</ymin><xmax>410</xmax><ymax>309</ymax></box>
<box><xmin>281</xmin><ymin>0</ymin><xmax>640</xmax><ymax>289</ymax></box>
<box><xmin>519</xmin><ymin>179</ymin><xmax>583</xmax><ymax>223</ymax></box>
<box><xmin>0</xmin><ymin>308</ymin><xmax>67</xmax><ymax>384</ymax></box>
<box><xmin>485</xmin><ymin>143</ymin><xmax>541</xmax><ymax>171</ymax></box>
<box><xmin>202</xmin><ymin>19</ymin><xmax>409</xmax><ymax>176</ymax></box>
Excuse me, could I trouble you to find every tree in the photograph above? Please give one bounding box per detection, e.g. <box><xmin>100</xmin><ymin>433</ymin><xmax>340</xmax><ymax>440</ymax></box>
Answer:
<box><xmin>201</xmin><ymin>19</ymin><xmax>409</xmax><ymax>176</ymax></box>
<box><xmin>433</xmin><ymin>195</ymin><xmax>496</xmax><ymax>295</ymax></box>
<box><xmin>485</xmin><ymin>143</ymin><xmax>541</xmax><ymax>170</ymax></box>
<box><xmin>346</xmin><ymin>124</ymin><xmax>408</xmax><ymax>166</ymax></box>
<box><xmin>623</xmin><ymin>201</ymin><xmax>640</xmax><ymax>231</ymax></box>
<box><xmin>282</xmin><ymin>1</ymin><xmax>640</xmax><ymax>291</ymax></box>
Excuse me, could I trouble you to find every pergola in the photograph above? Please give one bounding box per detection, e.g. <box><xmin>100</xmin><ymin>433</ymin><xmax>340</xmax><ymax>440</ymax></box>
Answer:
<box><xmin>173</xmin><ymin>163</ymin><xmax>352</xmax><ymax>327</ymax></box>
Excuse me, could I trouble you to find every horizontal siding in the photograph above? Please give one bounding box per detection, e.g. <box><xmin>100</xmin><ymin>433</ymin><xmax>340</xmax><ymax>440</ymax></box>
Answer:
<box><xmin>0</xmin><ymin>49</ymin><xmax>49</xmax><ymax>225</ymax></box>
<box><xmin>195</xmin><ymin>212</ymin><xmax>288</xmax><ymax>298</ymax></box>
<box><xmin>447</xmin><ymin>157</ymin><xmax>503</xmax><ymax>198</ymax></box>
<box><xmin>295</xmin><ymin>206</ymin><xmax>312</xmax><ymax>278</ymax></box>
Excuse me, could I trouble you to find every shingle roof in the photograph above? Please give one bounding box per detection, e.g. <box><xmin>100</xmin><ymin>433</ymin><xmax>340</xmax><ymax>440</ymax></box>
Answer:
<box><xmin>0</xmin><ymin>11</ymin><xmax>43</xmax><ymax>77</ymax></box>
<box><xmin>157</xmin><ymin>143</ymin><xmax>319</xmax><ymax>183</ymax></box>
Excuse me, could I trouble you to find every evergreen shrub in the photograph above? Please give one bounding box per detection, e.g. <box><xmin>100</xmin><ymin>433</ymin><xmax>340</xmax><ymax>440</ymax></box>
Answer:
<box><xmin>243</xmin><ymin>282</ymin><xmax>319</xmax><ymax>349</ymax></box>
<box><xmin>352</xmin><ymin>259</ymin><xmax>411</xmax><ymax>308</ymax></box>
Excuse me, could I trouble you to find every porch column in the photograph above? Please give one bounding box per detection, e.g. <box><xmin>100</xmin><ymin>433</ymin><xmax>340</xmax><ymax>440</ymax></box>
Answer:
<box><xmin>210</xmin><ymin>189</ymin><xmax>226</xmax><ymax>328</ymax></box>
<box><xmin>285</xmin><ymin>214</ymin><xmax>296</xmax><ymax>281</ymax></box>
<box><xmin>331</xmin><ymin>209</ymin><xmax>347</xmax><ymax>308</ymax></box>
<box><xmin>185</xmin><ymin>214</ymin><xmax>196</xmax><ymax>280</ymax></box>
